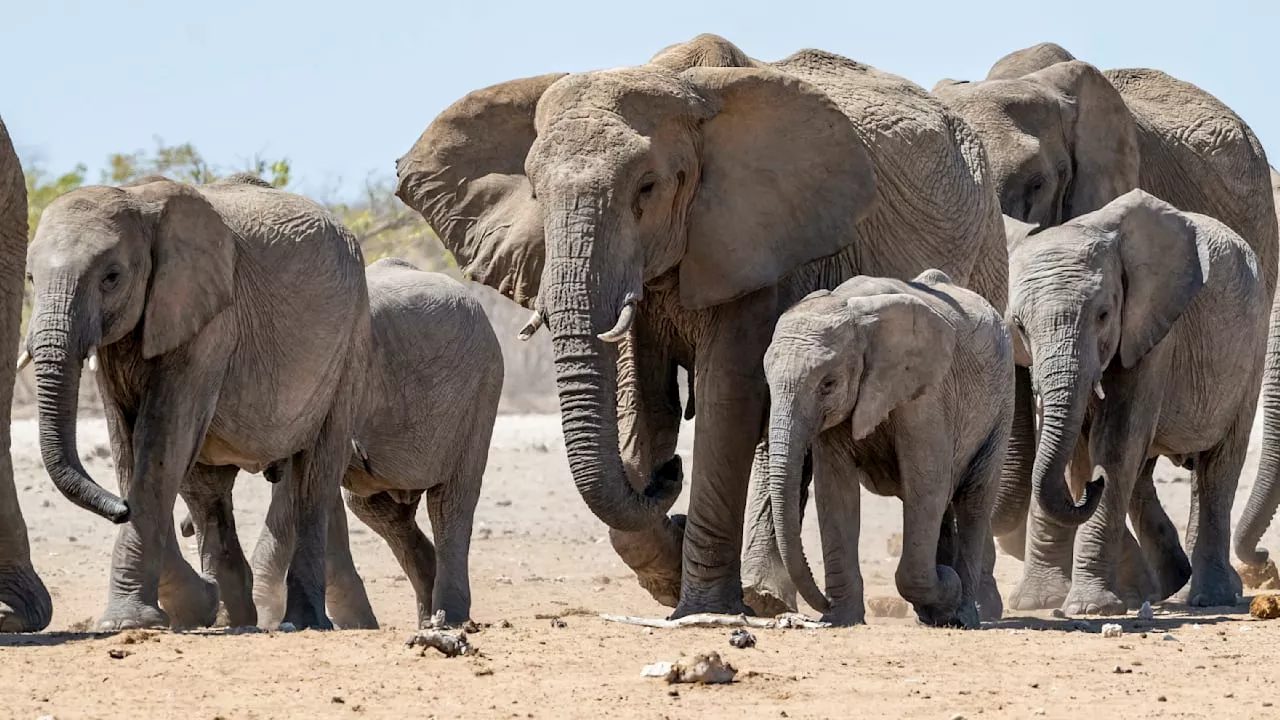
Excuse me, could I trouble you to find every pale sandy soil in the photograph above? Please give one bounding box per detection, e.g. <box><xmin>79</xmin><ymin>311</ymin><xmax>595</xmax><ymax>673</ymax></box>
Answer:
<box><xmin>3</xmin><ymin>413</ymin><xmax>1280</xmax><ymax>719</ymax></box>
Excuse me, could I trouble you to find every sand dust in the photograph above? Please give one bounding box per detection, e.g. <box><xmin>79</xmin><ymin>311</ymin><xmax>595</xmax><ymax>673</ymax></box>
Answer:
<box><xmin>4</xmin><ymin>412</ymin><xmax>1280</xmax><ymax>719</ymax></box>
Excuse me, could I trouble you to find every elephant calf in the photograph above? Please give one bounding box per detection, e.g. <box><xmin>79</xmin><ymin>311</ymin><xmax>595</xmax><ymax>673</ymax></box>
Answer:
<box><xmin>764</xmin><ymin>269</ymin><xmax>1013</xmax><ymax>628</ymax></box>
<box><xmin>1007</xmin><ymin>189</ymin><xmax>1267</xmax><ymax>615</ymax></box>
<box><xmin>185</xmin><ymin>258</ymin><xmax>503</xmax><ymax>628</ymax></box>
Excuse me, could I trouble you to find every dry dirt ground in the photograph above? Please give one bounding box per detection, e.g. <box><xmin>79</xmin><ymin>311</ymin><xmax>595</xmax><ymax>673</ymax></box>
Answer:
<box><xmin>3</xmin><ymin>413</ymin><xmax>1280</xmax><ymax>719</ymax></box>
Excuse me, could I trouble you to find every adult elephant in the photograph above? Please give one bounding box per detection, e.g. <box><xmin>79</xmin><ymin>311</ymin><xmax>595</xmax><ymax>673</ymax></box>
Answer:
<box><xmin>396</xmin><ymin>34</ymin><xmax>1008</xmax><ymax>616</ymax></box>
<box><xmin>24</xmin><ymin>175</ymin><xmax>369</xmax><ymax>630</ymax></box>
<box><xmin>1236</xmin><ymin>166</ymin><xmax>1280</xmax><ymax>568</ymax></box>
<box><xmin>0</xmin><ymin>115</ymin><xmax>52</xmax><ymax>632</ymax></box>
<box><xmin>934</xmin><ymin>43</ymin><xmax>1278</xmax><ymax>610</ymax></box>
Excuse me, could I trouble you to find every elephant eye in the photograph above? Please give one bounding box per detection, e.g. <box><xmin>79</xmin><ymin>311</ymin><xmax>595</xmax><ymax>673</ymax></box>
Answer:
<box><xmin>638</xmin><ymin>181</ymin><xmax>656</xmax><ymax>196</ymax></box>
<box><xmin>820</xmin><ymin>378</ymin><xmax>837</xmax><ymax>394</ymax></box>
<box><xmin>101</xmin><ymin>269</ymin><xmax>122</xmax><ymax>292</ymax></box>
<box><xmin>1097</xmin><ymin>308</ymin><xmax>1109</xmax><ymax>323</ymax></box>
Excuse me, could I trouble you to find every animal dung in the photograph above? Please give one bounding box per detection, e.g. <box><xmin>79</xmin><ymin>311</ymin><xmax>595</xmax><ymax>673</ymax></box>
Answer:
<box><xmin>405</xmin><ymin>629</ymin><xmax>475</xmax><ymax>658</ymax></box>
<box><xmin>729</xmin><ymin>628</ymin><xmax>757</xmax><ymax>648</ymax></box>
<box><xmin>1249</xmin><ymin>593</ymin><xmax>1280</xmax><ymax>620</ymax></box>
<box><xmin>1101</xmin><ymin>623</ymin><xmax>1123</xmax><ymax>638</ymax></box>
<box><xmin>1237</xmin><ymin>560</ymin><xmax>1280</xmax><ymax>591</ymax></box>
<box><xmin>642</xmin><ymin>652</ymin><xmax>738</xmax><ymax>685</ymax></box>
<box><xmin>866</xmin><ymin>595</ymin><xmax>910</xmax><ymax>618</ymax></box>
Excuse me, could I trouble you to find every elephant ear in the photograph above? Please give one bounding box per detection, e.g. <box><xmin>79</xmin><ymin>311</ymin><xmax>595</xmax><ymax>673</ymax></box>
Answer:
<box><xmin>1093</xmin><ymin>189</ymin><xmax>1209</xmax><ymax>368</ymax></box>
<box><xmin>133</xmin><ymin>182</ymin><xmax>237</xmax><ymax>359</ymax></box>
<box><xmin>678</xmin><ymin>66</ymin><xmax>877</xmax><ymax>310</ymax></box>
<box><xmin>395</xmin><ymin>73</ymin><xmax>565</xmax><ymax>310</ymax></box>
<box><xmin>985</xmin><ymin>43</ymin><xmax>1077</xmax><ymax>81</ymax></box>
<box><xmin>1029</xmin><ymin>60</ymin><xmax>1140</xmax><ymax>220</ymax></box>
<box><xmin>847</xmin><ymin>292</ymin><xmax>957</xmax><ymax>441</ymax></box>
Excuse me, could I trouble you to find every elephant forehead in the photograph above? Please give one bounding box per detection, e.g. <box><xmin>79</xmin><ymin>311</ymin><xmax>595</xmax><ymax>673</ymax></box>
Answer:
<box><xmin>527</xmin><ymin>115</ymin><xmax>649</xmax><ymax>181</ymax></box>
<box><xmin>536</xmin><ymin>68</ymin><xmax>702</xmax><ymax>133</ymax></box>
<box><xmin>33</xmin><ymin>189</ymin><xmax>138</xmax><ymax>254</ymax></box>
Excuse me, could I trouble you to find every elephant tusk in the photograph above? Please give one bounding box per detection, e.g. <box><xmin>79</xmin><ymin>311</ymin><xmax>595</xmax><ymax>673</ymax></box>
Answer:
<box><xmin>1093</xmin><ymin>381</ymin><xmax>1105</xmax><ymax>401</ymax></box>
<box><xmin>517</xmin><ymin>311</ymin><xmax>544</xmax><ymax>342</ymax></box>
<box><xmin>1034</xmin><ymin>393</ymin><xmax>1043</xmax><ymax>414</ymax></box>
<box><xmin>86</xmin><ymin>347</ymin><xmax>99</xmax><ymax>373</ymax></box>
<box><xmin>598</xmin><ymin>300</ymin><xmax>637</xmax><ymax>343</ymax></box>
<box><xmin>16</xmin><ymin>349</ymin><xmax>30</xmax><ymax>372</ymax></box>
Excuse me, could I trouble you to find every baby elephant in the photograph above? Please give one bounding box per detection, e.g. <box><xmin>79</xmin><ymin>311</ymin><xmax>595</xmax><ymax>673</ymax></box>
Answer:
<box><xmin>765</xmin><ymin>270</ymin><xmax>1013</xmax><ymax>628</ymax></box>
<box><xmin>186</xmin><ymin>258</ymin><xmax>503</xmax><ymax>628</ymax></box>
<box><xmin>1007</xmin><ymin>189</ymin><xmax>1267</xmax><ymax>615</ymax></box>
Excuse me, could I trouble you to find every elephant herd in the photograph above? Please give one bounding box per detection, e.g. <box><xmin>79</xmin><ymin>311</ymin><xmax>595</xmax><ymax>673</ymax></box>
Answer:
<box><xmin>2</xmin><ymin>33</ymin><xmax>1279</xmax><ymax>633</ymax></box>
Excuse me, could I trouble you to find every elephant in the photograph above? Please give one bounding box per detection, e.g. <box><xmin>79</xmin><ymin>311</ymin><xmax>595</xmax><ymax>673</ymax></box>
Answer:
<box><xmin>764</xmin><ymin>270</ymin><xmax>1012</xmax><ymax>628</ymax></box>
<box><xmin>179</xmin><ymin>258</ymin><xmax>504</xmax><ymax>629</ymax></box>
<box><xmin>1006</xmin><ymin>189</ymin><xmax>1267</xmax><ymax>614</ymax></box>
<box><xmin>1235</xmin><ymin>167</ymin><xmax>1280</xmax><ymax>568</ymax></box>
<box><xmin>0</xmin><ymin>115</ymin><xmax>53</xmax><ymax>632</ymax></box>
<box><xmin>394</xmin><ymin>33</ymin><xmax>1008</xmax><ymax>617</ymax></box>
<box><xmin>933</xmin><ymin>43</ymin><xmax>1278</xmax><ymax>610</ymax></box>
<box><xmin>23</xmin><ymin>174</ymin><xmax>369</xmax><ymax>630</ymax></box>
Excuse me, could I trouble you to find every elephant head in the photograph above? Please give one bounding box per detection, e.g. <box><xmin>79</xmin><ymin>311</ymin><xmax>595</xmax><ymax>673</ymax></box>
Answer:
<box><xmin>1007</xmin><ymin>189</ymin><xmax>1210</xmax><ymax>527</ymax></box>
<box><xmin>762</xmin><ymin>275</ymin><xmax>957</xmax><ymax>612</ymax></box>
<box><xmin>24</xmin><ymin>178</ymin><xmax>236</xmax><ymax>523</ymax></box>
<box><xmin>933</xmin><ymin>51</ymin><xmax>1139</xmax><ymax>229</ymax></box>
<box><xmin>396</xmin><ymin>35</ymin><xmax>877</xmax><ymax>533</ymax></box>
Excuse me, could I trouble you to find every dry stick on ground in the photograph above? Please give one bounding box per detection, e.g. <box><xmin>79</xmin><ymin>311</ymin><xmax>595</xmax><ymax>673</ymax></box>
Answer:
<box><xmin>599</xmin><ymin>613</ymin><xmax>831</xmax><ymax>630</ymax></box>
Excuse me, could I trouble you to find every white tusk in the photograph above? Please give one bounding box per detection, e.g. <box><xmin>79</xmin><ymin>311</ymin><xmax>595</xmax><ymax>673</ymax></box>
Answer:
<box><xmin>518</xmin><ymin>311</ymin><xmax>544</xmax><ymax>342</ymax></box>
<box><xmin>1093</xmin><ymin>381</ymin><xmax>1105</xmax><ymax>401</ymax></box>
<box><xmin>597</xmin><ymin>301</ymin><xmax>637</xmax><ymax>343</ymax></box>
<box><xmin>1034</xmin><ymin>394</ymin><xmax>1043</xmax><ymax>414</ymax></box>
<box><xmin>86</xmin><ymin>347</ymin><xmax>99</xmax><ymax>373</ymax></box>
<box><xmin>16</xmin><ymin>349</ymin><xmax>31</xmax><ymax>372</ymax></box>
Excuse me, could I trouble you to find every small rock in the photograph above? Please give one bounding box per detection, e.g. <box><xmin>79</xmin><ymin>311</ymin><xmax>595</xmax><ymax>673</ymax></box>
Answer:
<box><xmin>1112</xmin><ymin>666</ymin><xmax>1132</xmax><ymax>674</ymax></box>
<box><xmin>1050</xmin><ymin>609</ymin><xmax>1067</xmax><ymax>619</ymax></box>
<box><xmin>107</xmin><ymin>649</ymin><xmax>130</xmax><ymax>660</ymax></box>
<box><xmin>667</xmin><ymin>689</ymin><xmax>679</xmax><ymax>698</ymax></box>
<box><xmin>1101</xmin><ymin>623</ymin><xmax>1123</xmax><ymax>638</ymax></box>
<box><xmin>1033</xmin><ymin>710</ymin><xmax>1046</xmax><ymax>716</ymax></box>
<box><xmin>948</xmin><ymin>714</ymin><xmax>966</xmax><ymax>720</ymax></box>
<box><xmin>495</xmin><ymin>499</ymin><xmax>512</xmax><ymax>507</ymax></box>
<box><xmin>498</xmin><ymin>619</ymin><xmax>513</xmax><ymax>629</ymax></box>
<box><xmin>1162</xmin><ymin>634</ymin><xmax>1179</xmax><ymax>642</ymax></box>
<box><xmin>661</xmin><ymin>652</ymin><xmax>737</xmax><ymax>685</ymax></box>
<box><xmin>729</xmin><ymin>629</ymin><xmax>756</xmax><ymax>649</ymax></box>
<box><xmin>331</xmin><ymin>697</ymin><xmax>345</xmax><ymax>704</ymax></box>
<box><xmin>1249</xmin><ymin>593</ymin><xmax>1280</xmax><ymax>620</ymax></box>
<box><xmin>494</xmin><ymin>576</ymin><xmax>513</xmax><ymax>585</ymax></box>
<box><xmin>549</xmin><ymin>618</ymin><xmax>567</xmax><ymax>628</ymax></box>
<box><xmin>1136</xmin><ymin>601</ymin><xmax>1153</xmax><ymax>621</ymax></box>
<box><xmin>1157</xmin><ymin>696</ymin><xmax>1167</xmax><ymax>702</ymax></box>
<box><xmin>866</xmin><ymin>595</ymin><xmax>910</xmax><ymax>618</ymax></box>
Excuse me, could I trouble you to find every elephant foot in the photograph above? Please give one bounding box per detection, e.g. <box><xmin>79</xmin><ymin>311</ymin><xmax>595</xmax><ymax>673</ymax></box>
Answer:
<box><xmin>610</xmin><ymin>515</ymin><xmax>686</xmax><ymax>609</ymax></box>
<box><xmin>977</xmin><ymin>574</ymin><xmax>1004</xmax><ymax>622</ymax></box>
<box><xmin>98</xmin><ymin>600</ymin><xmax>170</xmax><ymax>631</ymax></box>
<box><xmin>254</xmin><ymin>582</ymin><xmax>286</xmax><ymax>629</ymax></box>
<box><xmin>327</xmin><ymin>595</ymin><xmax>378</xmax><ymax>630</ymax></box>
<box><xmin>1062</xmin><ymin>586</ymin><xmax>1126</xmax><ymax>616</ymax></box>
<box><xmin>1187</xmin><ymin>565</ymin><xmax>1242</xmax><ymax>609</ymax></box>
<box><xmin>670</xmin><ymin>580</ymin><xmax>754</xmax><ymax>619</ymax></box>
<box><xmin>915</xmin><ymin>599</ymin><xmax>977</xmax><ymax>629</ymax></box>
<box><xmin>1008</xmin><ymin>574</ymin><xmax>1070</xmax><ymax>611</ymax></box>
<box><xmin>743</xmin><ymin>585</ymin><xmax>797</xmax><ymax>618</ymax></box>
<box><xmin>282</xmin><ymin>579</ymin><xmax>333</xmax><ymax>631</ymax></box>
<box><xmin>1150</xmin><ymin>550</ymin><xmax>1192</xmax><ymax>601</ymax></box>
<box><xmin>160</xmin><ymin>574</ymin><xmax>219</xmax><ymax>629</ymax></box>
<box><xmin>0</xmin><ymin>564</ymin><xmax>53</xmax><ymax>633</ymax></box>
<box><xmin>819</xmin><ymin>599</ymin><xmax>866</xmax><ymax>627</ymax></box>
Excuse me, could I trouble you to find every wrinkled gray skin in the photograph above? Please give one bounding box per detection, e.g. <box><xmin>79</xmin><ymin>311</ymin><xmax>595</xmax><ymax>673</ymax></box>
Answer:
<box><xmin>765</xmin><ymin>270</ymin><xmax>1011</xmax><ymax>628</ymax></box>
<box><xmin>1235</xmin><ymin>167</ymin><xmax>1280</xmax><ymax>567</ymax></box>
<box><xmin>1008</xmin><ymin>190</ymin><xmax>1266</xmax><ymax>614</ymax></box>
<box><xmin>395</xmin><ymin>34</ymin><xmax>1007</xmax><ymax>617</ymax></box>
<box><xmin>25</xmin><ymin>175</ymin><xmax>369</xmax><ymax>630</ymax></box>
<box><xmin>179</xmin><ymin>259</ymin><xmax>503</xmax><ymax>629</ymax></box>
<box><xmin>935</xmin><ymin>44</ymin><xmax>1278</xmax><ymax>610</ymax></box>
<box><xmin>0</xmin><ymin>115</ymin><xmax>52</xmax><ymax>632</ymax></box>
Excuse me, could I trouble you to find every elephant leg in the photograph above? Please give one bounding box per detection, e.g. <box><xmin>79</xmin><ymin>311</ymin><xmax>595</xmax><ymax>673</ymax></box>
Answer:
<box><xmin>0</xmin><ymin>454</ymin><xmax>52</xmax><ymax>632</ymax></box>
<box><xmin>1065</xmin><ymin>369</ymin><xmax>1162</xmax><ymax>617</ymax></box>
<box><xmin>251</xmin><ymin>461</ymin><xmax>296</xmax><ymax>629</ymax></box>
<box><xmin>742</xmin><ymin>440</ymin><xmax>811</xmax><ymax>617</ymax></box>
<box><xmin>979</xmin><ymin>534</ymin><xmax>1003</xmax><ymax>622</ymax></box>
<box><xmin>813</xmin><ymin>432</ymin><xmax>863</xmax><ymax>625</ymax></box>
<box><xmin>99</xmin><ymin>344</ymin><xmax>229</xmax><ymax>631</ymax></box>
<box><xmin>996</xmin><ymin>514</ymin><xmax>1027</xmax><ymax>561</ymax></box>
<box><xmin>1114</xmin><ymin>525</ymin><xmax>1160</xmax><ymax>609</ymax></box>
<box><xmin>158</xmin><ymin>522</ymin><xmax>219</xmax><ymax>629</ymax></box>
<box><xmin>959</xmin><ymin>431</ymin><xmax>1005</xmax><ymax>625</ymax></box>
<box><xmin>610</xmin><ymin>335</ymin><xmax>687</xmax><ymax>609</ymax></box>
<box><xmin>1009</xmin><ymin>433</ymin><xmax>1086</xmax><ymax>611</ymax></box>
<box><xmin>347</xmin><ymin>490</ymin><xmax>437</xmax><ymax>629</ymax></box>
<box><xmin>672</xmin><ymin>295</ymin><xmax>774</xmax><ymax>617</ymax></box>
<box><xmin>180</xmin><ymin>463</ymin><xmax>256</xmax><ymax>627</ymax></box>
<box><xmin>425</xmin><ymin>467</ymin><xmax>482</xmax><ymax>625</ymax></box>
<box><xmin>991</xmin><ymin>367</ymin><xmax>1037</xmax><ymax>557</ymax></box>
<box><xmin>1128</xmin><ymin>458</ymin><xmax>1190</xmax><ymax>600</ymax></box>
<box><xmin>324</xmin><ymin>493</ymin><xmax>377</xmax><ymax>630</ymax></box>
<box><xmin>1185</xmin><ymin>423</ymin><xmax>1251</xmax><ymax>608</ymax></box>
<box><xmin>937</xmin><ymin>505</ymin><xmax>959</xmax><ymax>569</ymax></box>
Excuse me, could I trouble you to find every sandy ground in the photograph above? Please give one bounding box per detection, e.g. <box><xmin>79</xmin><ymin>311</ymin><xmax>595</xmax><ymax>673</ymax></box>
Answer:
<box><xmin>4</xmin><ymin>413</ymin><xmax>1280</xmax><ymax>719</ymax></box>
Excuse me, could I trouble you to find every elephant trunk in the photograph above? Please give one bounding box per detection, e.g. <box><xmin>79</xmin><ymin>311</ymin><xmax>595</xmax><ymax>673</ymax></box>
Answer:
<box><xmin>542</xmin><ymin>197</ymin><xmax>678</xmax><ymax>532</ymax></box>
<box><xmin>768</xmin><ymin>392</ymin><xmax>829</xmax><ymax>613</ymax></box>
<box><xmin>1029</xmin><ymin>342</ymin><xmax>1102</xmax><ymax>526</ymax></box>
<box><xmin>1235</xmin><ymin>332</ymin><xmax>1280</xmax><ymax>565</ymax></box>
<box><xmin>30</xmin><ymin>309</ymin><xmax>129</xmax><ymax>523</ymax></box>
<box><xmin>990</xmin><ymin>366</ymin><xmax>1036</xmax><ymax>536</ymax></box>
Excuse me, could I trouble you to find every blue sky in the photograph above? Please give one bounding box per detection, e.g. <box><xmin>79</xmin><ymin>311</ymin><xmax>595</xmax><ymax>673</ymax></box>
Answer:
<box><xmin>4</xmin><ymin>0</ymin><xmax>1277</xmax><ymax>201</ymax></box>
